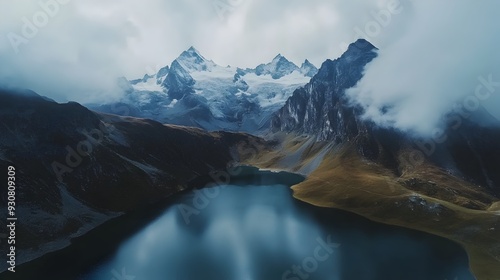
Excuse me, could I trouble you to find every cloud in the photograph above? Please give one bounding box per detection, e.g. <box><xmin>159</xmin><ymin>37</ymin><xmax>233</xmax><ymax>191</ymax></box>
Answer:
<box><xmin>0</xmin><ymin>0</ymin><xmax>392</xmax><ymax>103</ymax></box>
<box><xmin>2</xmin><ymin>0</ymin><xmax>497</xmax><ymax>137</ymax></box>
<box><xmin>0</xmin><ymin>0</ymin><xmax>140</xmax><ymax>102</ymax></box>
<box><xmin>347</xmin><ymin>0</ymin><xmax>500</xmax><ymax>136</ymax></box>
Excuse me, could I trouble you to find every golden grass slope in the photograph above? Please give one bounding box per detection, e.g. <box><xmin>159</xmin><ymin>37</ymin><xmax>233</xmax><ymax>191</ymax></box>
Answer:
<box><xmin>245</xmin><ymin>135</ymin><xmax>500</xmax><ymax>280</ymax></box>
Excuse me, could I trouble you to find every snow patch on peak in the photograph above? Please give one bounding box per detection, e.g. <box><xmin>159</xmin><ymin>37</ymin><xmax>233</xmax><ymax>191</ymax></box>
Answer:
<box><xmin>272</xmin><ymin>53</ymin><xmax>285</xmax><ymax>61</ymax></box>
<box><xmin>300</xmin><ymin>59</ymin><xmax>318</xmax><ymax>77</ymax></box>
<box><xmin>95</xmin><ymin>50</ymin><xmax>317</xmax><ymax>133</ymax></box>
<box><xmin>175</xmin><ymin>47</ymin><xmax>217</xmax><ymax>73</ymax></box>
<box><xmin>254</xmin><ymin>54</ymin><xmax>300</xmax><ymax>79</ymax></box>
<box><xmin>187</xmin><ymin>46</ymin><xmax>199</xmax><ymax>53</ymax></box>
<box><xmin>131</xmin><ymin>75</ymin><xmax>165</xmax><ymax>92</ymax></box>
<box><xmin>167</xmin><ymin>99</ymin><xmax>178</xmax><ymax>108</ymax></box>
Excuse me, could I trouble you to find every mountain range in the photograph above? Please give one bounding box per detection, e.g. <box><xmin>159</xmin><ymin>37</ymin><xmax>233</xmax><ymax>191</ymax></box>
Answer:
<box><xmin>89</xmin><ymin>47</ymin><xmax>317</xmax><ymax>133</ymax></box>
<box><xmin>272</xmin><ymin>39</ymin><xmax>500</xmax><ymax>197</ymax></box>
<box><xmin>1</xmin><ymin>39</ymin><xmax>499</xmax><ymax>279</ymax></box>
<box><xmin>0</xmin><ymin>88</ymin><xmax>264</xmax><ymax>268</ymax></box>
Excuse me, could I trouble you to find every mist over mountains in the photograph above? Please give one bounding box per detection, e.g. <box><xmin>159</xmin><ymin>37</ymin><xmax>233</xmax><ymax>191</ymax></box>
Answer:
<box><xmin>1</xmin><ymin>31</ymin><xmax>500</xmax><ymax>278</ymax></box>
<box><xmin>1</xmin><ymin>1</ymin><xmax>500</xmax><ymax>278</ymax></box>
<box><xmin>88</xmin><ymin>47</ymin><xmax>317</xmax><ymax>132</ymax></box>
<box><xmin>346</xmin><ymin>1</ymin><xmax>500</xmax><ymax>136</ymax></box>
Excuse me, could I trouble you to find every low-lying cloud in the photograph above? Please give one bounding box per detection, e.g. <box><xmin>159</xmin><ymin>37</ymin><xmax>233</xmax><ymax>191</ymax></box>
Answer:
<box><xmin>0</xmin><ymin>0</ymin><xmax>394</xmax><ymax>103</ymax></box>
<box><xmin>1</xmin><ymin>0</ymin><xmax>498</xmax><ymax>136</ymax></box>
<box><xmin>347</xmin><ymin>0</ymin><xmax>500</xmax><ymax>136</ymax></box>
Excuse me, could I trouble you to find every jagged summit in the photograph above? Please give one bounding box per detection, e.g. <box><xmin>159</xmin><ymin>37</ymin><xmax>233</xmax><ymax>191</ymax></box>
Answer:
<box><xmin>341</xmin><ymin>39</ymin><xmax>378</xmax><ymax>62</ymax></box>
<box><xmin>299</xmin><ymin>59</ymin><xmax>318</xmax><ymax>77</ymax></box>
<box><xmin>254</xmin><ymin>53</ymin><xmax>300</xmax><ymax>79</ymax></box>
<box><xmin>272</xmin><ymin>53</ymin><xmax>284</xmax><ymax>60</ymax></box>
<box><xmin>187</xmin><ymin>46</ymin><xmax>198</xmax><ymax>53</ymax></box>
<box><xmin>175</xmin><ymin>46</ymin><xmax>217</xmax><ymax>73</ymax></box>
<box><xmin>180</xmin><ymin>46</ymin><xmax>204</xmax><ymax>59</ymax></box>
<box><xmin>272</xmin><ymin>38</ymin><xmax>378</xmax><ymax>140</ymax></box>
<box><xmin>351</xmin><ymin>38</ymin><xmax>376</xmax><ymax>48</ymax></box>
<box><xmin>272</xmin><ymin>53</ymin><xmax>292</xmax><ymax>64</ymax></box>
<box><xmin>92</xmin><ymin>46</ymin><xmax>318</xmax><ymax>133</ymax></box>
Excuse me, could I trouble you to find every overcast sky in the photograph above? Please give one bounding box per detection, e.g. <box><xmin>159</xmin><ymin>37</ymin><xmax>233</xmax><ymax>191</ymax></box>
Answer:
<box><xmin>346</xmin><ymin>0</ymin><xmax>500</xmax><ymax>136</ymax></box>
<box><xmin>0</xmin><ymin>0</ymin><xmax>498</xmax><ymax>135</ymax></box>
<box><xmin>0</xmin><ymin>0</ymin><xmax>402</xmax><ymax>102</ymax></box>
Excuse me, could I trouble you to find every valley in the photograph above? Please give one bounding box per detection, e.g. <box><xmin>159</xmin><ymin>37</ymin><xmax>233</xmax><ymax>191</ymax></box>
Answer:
<box><xmin>1</xmin><ymin>168</ymin><xmax>475</xmax><ymax>280</ymax></box>
<box><xmin>245</xmin><ymin>136</ymin><xmax>500</xmax><ymax>280</ymax></box>
<box><xmin>1</xmin><ymin>39</ymin><xmax>499</xmax><ymax>280</ymax></box>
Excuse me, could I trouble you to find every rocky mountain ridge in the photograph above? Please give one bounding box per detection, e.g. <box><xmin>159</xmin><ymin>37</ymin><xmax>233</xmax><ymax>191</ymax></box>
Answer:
<box><xmin>271</xmin><ymin>39</ymin><xmax>500</xmax><ymax>197</ymax></box>
<box><xmin>90</xmin><ymin>47</ymin><xmax>318</xmax><ymax>133</ymax></box>
<box><xmin>0</xmin><ymin>87</ymin><xmax>264</xmax><ymax>269</ymax></box>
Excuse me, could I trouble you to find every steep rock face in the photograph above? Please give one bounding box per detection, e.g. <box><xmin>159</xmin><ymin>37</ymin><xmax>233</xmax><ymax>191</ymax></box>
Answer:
<box><xmin>0</xmin><ymin>89</ymin><xmax>262</xmax><ymax>210</ymax></box>
<box><xmin>89</xmin><ymin>48</ymin><xmax>316</xmax><ymax>133</ymax></box>
<box><xmin>254</xmin><ymin>54</ymin><xmax>301</xmax><ymax>79</ymax></box>
<box><xmin>300</xmin><ymin>59</ymin><xmax>319</xmax><ymax>77</ymax></box>
<box><xmin>0</xmin><ymin>88</ymin><xmax>264</xmax><ymax>266</ymax></box>
<box><xmin>271</xmin><ymin>39</ymin><xmax>500</xmax><ymax>197</ymax></box>
<box><xmin>271</xmin><ymin>39</ymin><xmax>378</xmax><ymax>142</ymax></box>
<box><xmin>175</xmin><ymin>46</ymin><xmax>217</xmax><ymax>73</ymax></box>
<box><xmin>429</xmin><ymin>121</ymin><xmax>500</xmax><ymax>194</ymax></box>
<box><xmin>162</xmin><ymin>59</ymin><xmax>196</xmax><ymax>99</ymax></box>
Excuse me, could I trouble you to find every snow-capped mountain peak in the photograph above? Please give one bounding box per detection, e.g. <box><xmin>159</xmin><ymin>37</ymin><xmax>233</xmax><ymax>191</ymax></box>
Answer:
<box><xmin>299</xmin><ymin>59</ymin><xmax>318</xmax><ymax>77</ymax></box>
<box><xmin>272</xmin><ymin>53</ymin><xmax>285</xmax><ymax>61</ymax></box>
<box><xmin>175</xmin><ymin>46</ymin><xmax>217</xmax><ymax>73</ymax></box>
<box><xmin>92</xmin><ymin>48</ymin><xmax>318</xmax><ymax>133</ymax></box>
<box><xmin>254</xmin><ymin>54</ymin><xmax>301</xmax><ymax>79</ymax></box>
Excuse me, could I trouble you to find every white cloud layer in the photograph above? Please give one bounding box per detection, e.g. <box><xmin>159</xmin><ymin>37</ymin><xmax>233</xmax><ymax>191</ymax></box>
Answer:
<box><xmin>0</xmin><ymin>0</ymin><xmax>498</xmax><ymax>135</ymax></box>
<box><xmin>0</xmin><ymin>0</ymin><xmax>392</xmax><ymax>102</ymax></box>
<box><xmin>347</xmin><ymin>0</ymin><xmax>500</xmax><ymax>136</ymax></box>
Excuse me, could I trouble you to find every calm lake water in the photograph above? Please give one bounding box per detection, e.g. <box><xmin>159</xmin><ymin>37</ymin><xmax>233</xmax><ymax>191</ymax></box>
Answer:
<box><xmin>7</xmin><ymin>169</ymin><xmax>475</xmax><ymax>280</ymax></box>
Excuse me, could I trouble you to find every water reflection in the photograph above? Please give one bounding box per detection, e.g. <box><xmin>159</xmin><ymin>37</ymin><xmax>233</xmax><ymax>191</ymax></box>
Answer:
<box><xmin>81</xmin><ymin>177</ymin><xmax>474</xmax><ymax>280</ymax></box>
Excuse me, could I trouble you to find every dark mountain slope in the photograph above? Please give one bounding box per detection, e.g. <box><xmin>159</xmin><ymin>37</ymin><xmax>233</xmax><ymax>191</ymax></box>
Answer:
<box><xmin>0</xmin><ymin>88</ymin><xmax>264</xmax><ymax>268</ymax></box>
<box><xmin>271</xmin><ymin>39</ymin><xmax>500</xmax><ymax>197</ymax></box>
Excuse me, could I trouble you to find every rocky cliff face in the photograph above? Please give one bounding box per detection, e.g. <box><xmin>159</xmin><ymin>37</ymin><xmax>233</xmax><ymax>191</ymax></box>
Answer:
<box><xmin>271</xmin><ymin>39</ymin><xmax>500</xmax><ymax>197</ymax></box>
<box><xmin>162</xmin><ymin>59</ymin><xmax>196</xmax><ymax>99</ymax></box>
<box><xmin>271</xmin><ymin>39</ymin><xmax>378</xmax><ymax>142</ymax></box>
<box><xmin>90</xmin><ymin>47</ymin><xmax>316</xmax><ymax>133</ymax></box>
<box><xmin>254</xmin><ymin>54</ymin><xmax>301</xmax><ymax>79</ymax></box>
<box><xmin>299</xmin><ymin>59</ymin><xmax>319</xmax><ymax>78</ymax></box>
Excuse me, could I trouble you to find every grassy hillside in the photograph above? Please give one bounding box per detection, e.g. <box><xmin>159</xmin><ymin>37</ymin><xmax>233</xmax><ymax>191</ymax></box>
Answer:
<box><xmin>246</xmin><ymin>136</ymin><xmax>500</xmax><ymax>280</ymax></box>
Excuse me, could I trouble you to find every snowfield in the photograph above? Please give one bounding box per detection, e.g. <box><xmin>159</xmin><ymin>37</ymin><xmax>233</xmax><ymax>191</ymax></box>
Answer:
<box><xmin>91</xmin><ymin>47</ymin><xmax>317</xmax><ymax>133</ymax></box>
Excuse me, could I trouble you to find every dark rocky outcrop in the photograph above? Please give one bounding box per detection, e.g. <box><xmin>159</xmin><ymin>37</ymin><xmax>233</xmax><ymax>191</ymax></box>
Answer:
<box><xmin>271</xmin><ymin>39</ymin><xmax>500</xmax><ymax>196</ymax></box>
<box><xmin>0</xmin><ymin>88</ymin><xmax>264</xmax><ymax>267</ymax></box>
